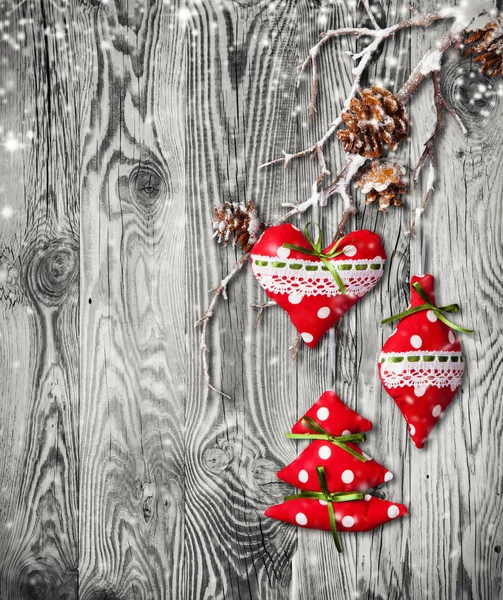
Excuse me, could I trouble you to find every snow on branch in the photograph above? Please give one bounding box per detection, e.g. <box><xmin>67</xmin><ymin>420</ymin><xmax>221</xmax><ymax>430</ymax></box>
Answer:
<box><xmin>196</xmin><ymin>2</ymin><xmax>501</xmax><ymax>396</ymax></box>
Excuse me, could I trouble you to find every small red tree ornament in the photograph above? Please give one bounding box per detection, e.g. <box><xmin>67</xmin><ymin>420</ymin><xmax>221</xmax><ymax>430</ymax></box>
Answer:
<box><xmin>265</xmin><ymin>391</ymin><xmax>407</xmax><ymax>552</ymax></box>
<box><xmin>379</xmin><ymin>274</ymin><xmax>473</xmax><ymax>448</ymax></box>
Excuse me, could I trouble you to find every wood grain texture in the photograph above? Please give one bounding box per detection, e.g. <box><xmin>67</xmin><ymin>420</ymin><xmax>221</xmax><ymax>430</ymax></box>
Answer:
<box><xmin>0</xmin><ymin>1</ymin><xmax>81</xmax><ymax>597</ymax></box>
<box><xmin>0</xmin><ymin>0</ymin><xmax>501</xmax><ymax>598</ymax></box>
<box><xmin>185</xmin><ymin>2</ymin><xmax>299</xmax><ymax>598</ymax></box>
<box><xmin>79</xmin><ymin>1</ymin><xmax>186</xmax><ymax>598</ymax></box>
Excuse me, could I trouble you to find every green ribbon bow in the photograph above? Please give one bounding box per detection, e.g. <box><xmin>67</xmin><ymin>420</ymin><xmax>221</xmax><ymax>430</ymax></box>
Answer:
<box><xmin>282</xmin><ymin>223</ymin><xmax>348</xmax><ymax>293</ymax></box>
<box><xmin>285</xmin><ymin>465</ymin><xmax>365</xmax><ymax>553</ymax></box>
<box><xmin>381</xmin><ymin>282</ymin><xmax>474</xmax><ymax>334</ymax></box>
<box><xmin>287</xmin><ymin>417</ymin><xmax>368</xmax><ymax>463</ymax></box>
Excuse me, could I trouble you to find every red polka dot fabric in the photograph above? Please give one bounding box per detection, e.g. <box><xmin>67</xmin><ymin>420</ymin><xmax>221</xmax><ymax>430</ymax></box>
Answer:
<box><xmin>265</xmin><ymin>495</ymin><xmax>407</xmax><ymax>533</ymax></box>
<box><xmin>280</xmin><ymin>391</ymin><xmax>391</xmax><ymax>492</ymax></box>
<box><xmin>250</xmin><ymin>224</ymin><xmax>386</xmax><ymax>347</ymax></box>
<box><xmin>265</xmin><ymin>391</ymin><xmax>407</xmax><ymax>543</ymax></box>
<box><xmin>378</xmin><ymin>274</ymin><xmax>465</xmax><ymax>448</ymax></box>
<box><xmin>277</xmin><ymin>441</ymin><xmax>391</xmax><ymax>493</ymax></box>
<box><xmin>291</xmin><ymin>390</ymin><xmax>372</xmax><ymax>436</ymax></box>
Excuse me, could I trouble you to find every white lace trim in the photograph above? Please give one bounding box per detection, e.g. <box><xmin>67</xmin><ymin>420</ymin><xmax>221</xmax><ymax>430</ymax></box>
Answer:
<box><xmin>379</xmin><ymin>351</ymin><xmax>464</xmax><ymax>389</ymax></box>
<box><xmin>251</xmin><ymin>254</ymin><xmax>385</xmax><ymax>298</ymax></box>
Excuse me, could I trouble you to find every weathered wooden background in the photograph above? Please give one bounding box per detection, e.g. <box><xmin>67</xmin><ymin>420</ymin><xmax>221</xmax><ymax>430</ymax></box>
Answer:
<box><xmin>0</xmin><ymin>0</ymin><xmax>502</xmax><ymax>598</ymax></box>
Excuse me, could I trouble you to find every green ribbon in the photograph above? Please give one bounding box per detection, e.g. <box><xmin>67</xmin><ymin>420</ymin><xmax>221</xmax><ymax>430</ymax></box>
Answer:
<box><xmin>282</xmin><ymin>223</ymin><xmax>348</xmax><ymax>293</ymax></box>
<box><xmin>285</xmin><ymin>465</ymin><xmax>365</xmax><ymax>553</ymax></box>
<box><xmin>287</xmin><ymin>417</ymin><xmax>368</xmax><ymax>463</ymax></box>
<box><xmin>381</xmin><ymin>282</ymin><xmax>474</xmax><ymax>333</ymax></box>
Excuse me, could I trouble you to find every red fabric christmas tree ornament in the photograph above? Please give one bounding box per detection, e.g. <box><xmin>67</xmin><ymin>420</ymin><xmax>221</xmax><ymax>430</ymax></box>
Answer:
<box><xmin>291</xmin><ymin>390</ymin><xmax>372</xmax><ymax>436</ymax></box>
<box><xmin>277</xmin><ymin>441</ymin><xmax>392</xmax><ymax>493</ymax></box>
<box><xmin>278</xmin><ymin>440</ymin><xmax>393</xmax><ymax>492</ymax></box>
<box><xmin>279</xmin><ymin>391</ymin><xmax>392</xmax><ymax>492</ymax></box>
<box><xmin>378</xmin><ymin>274</ymin><xmax>471</xmax><ymax>449</ymax></box>
<box><xmin>251</xmin><ymin>224</ymin><xmax>386</xmax><ymax>347</ymax></box>
<box><xmin>266</xmin><ymin>465</ymin><xmax>407</xmax><ymax>552</ymax></box>
<box><xmin>265</xmin><ymin>493</ymin><xmax>407</xmax><ymax>534</ymax></box>
<box><xmin>265</xmin><ymin>393</ymin><xmax>407</xmax><ymax>552</ymax></box>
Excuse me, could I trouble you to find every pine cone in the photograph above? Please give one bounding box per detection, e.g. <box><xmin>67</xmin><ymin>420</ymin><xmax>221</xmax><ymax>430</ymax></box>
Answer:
<box><xmin>463</xmin><ymin>22</ymin><xmax>503</xmax><ymax>77</ymax></box>
<box><xmin>337</xmin><ymin>86</ymin><xmax>409</xmax><ymax>158</ymax></box>
<box><xmin>212</xmin><ymin>200</ymin><xmax>261</xmax><ymax>253</ymax></box>
<box><xmin>354</xmin><ymin>159</ymin><xmax>407</xmax><ymax>212</ymax></box>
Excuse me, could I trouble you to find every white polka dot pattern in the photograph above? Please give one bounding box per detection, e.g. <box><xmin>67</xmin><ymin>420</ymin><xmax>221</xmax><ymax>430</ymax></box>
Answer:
<box><xmin>277</xmin><ymin>246</ymin><xmax>290</xmax><ymax>259</ymax></box>
<box><xmin>298</xmin><ymin>470</ymin><xmax>308</xmax><ymax>483</ymax></box>
<box><xmin>341</xmin><ymin>469</ymin><xmax>354</xmax><ymax>484</ymax></box>
<box><xmin>296</xmin><ymin>512</ymin><xmax>308</xmax><ymax>526</ymax></box>
<box><xmin>342</xmin><ymin>515</ymin><xmax>354</xmax><ymax>528</ymax></box>
<box><xmin>318</xmin><ymin>445</ymin><xmax>331</xmax><ymax>460</ymax></box>
<box><xmin>316</xmin><ymin>407</ymin><xmax>329</xmax><ymax>421</ymax></box>
<box><xmin>410</xmin><ymin>335</ymin><xmax>422</xmax><ymax>349</ymax></box>
<box><xmin>414</xmin><ymin>385</ymin><xmax>426</xmax><ymax>397</ymax></box>
<box><xmin>288</xmin><ymin>292</ymin><xmax>302</xmax><ymax>304</ymax></box>
<box><xmin>427</xmin><ymin>310</ymin><xmax>438</xmax><ymax>322</ymax></box>
<box><xmin>317</xmin><ymin>307</ymin><xmax>330</xmax><ymax>319</ymax></box>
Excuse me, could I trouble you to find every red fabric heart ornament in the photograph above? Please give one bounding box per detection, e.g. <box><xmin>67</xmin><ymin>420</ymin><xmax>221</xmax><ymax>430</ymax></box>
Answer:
<box><xmin>265</xmin><ymin>494</ymin><xmax>407</xmax><ymax>533</ymax></box>
<box><xmin>280</xmin><ymin>391</ymin><xmax>392</xmax><ymax>492</ymax></box>
<box><xmin>251</xmin><ymin>224</ymin><xmax>386</xmax><ymax>347</ymax></box>
<box><xmin>378</xmin><ymin>274</ymin><xmax>465</xmax><ymax>449</ymax></box>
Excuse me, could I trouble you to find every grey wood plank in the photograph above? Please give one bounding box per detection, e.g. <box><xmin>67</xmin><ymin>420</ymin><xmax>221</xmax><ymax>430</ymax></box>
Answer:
<box><xmin>185</xmin><ymin>1</ymin><xmax>301</xmax><ymax>598</ymax></box>
<box><xmin>403</xmin><ymin>3</ymin><xmax>503</xmax><ymax>598</ymax></box>
<box><xmin>0</xmin><ymin>1</ymin><xmax>501</xmax><ymax>599</ymax></box>
<box><xmin>78</xmin><ymin>2</ymin><xmax>186</xmax><ymax>598</ymax></box>
<box><xmin>0</xmin><ymin>1</ymin><xmax>81</xmax><ymax>597</ymax></box>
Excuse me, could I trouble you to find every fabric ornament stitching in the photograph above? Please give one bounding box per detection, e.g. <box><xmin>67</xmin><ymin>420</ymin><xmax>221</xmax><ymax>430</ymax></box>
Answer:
<box><xmin>251</xmin><ymin>255</ymin><xmax>386</xmax><ymax>298</ymax></box>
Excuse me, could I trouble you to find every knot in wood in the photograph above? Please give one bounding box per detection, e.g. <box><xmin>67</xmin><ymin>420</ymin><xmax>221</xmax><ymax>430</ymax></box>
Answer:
<box><xmin>444</xmin><ymin>61</ymin><xmax>497</xmax><ymax>124</ymax></box>
<box><xmin>253</xmin><ymin>457</ymin><xmax>292</xmax><ymax>500</ymax></box>
<box><xmin>129</xmin><ymin>163</ymin><xmax>165</xmax><ymax>207</ymax></box>
<box><xmin>25</xmin><ymin>238</ymin><xmax>78</xmax><ymax>307</ymax></box>
<box><xmin>20</xmin><ymin>569</ymin><xmax>53</xmax><ymax>599</ymax></box>
<box><xmin>202</xmin><ymin>446</ymin><xmax>233</xmax><ymax>474</ymax></box>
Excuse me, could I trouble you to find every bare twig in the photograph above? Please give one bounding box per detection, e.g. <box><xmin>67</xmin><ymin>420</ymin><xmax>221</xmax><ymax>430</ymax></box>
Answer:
<box><xmin>283</xmin><ymin>29</ymin><xmax>462</xmax><ymax>237</ymax></box>
<box><xmin>290</xmin><ymin>333</ymin><xmax>302</xmax><ymax>362</ymax></box>
<box><xmin>268</xmin><ymin>153</ymin><xmax>368</xmax><ymax>230</ymax></box>
<box><xmin>195</xmin><ymin>253</ymin><xmax>250</xmax><ymax>397</ymax></box>
<box><xmin>360</xmin><ymin>0</ymin><xmax>381</xmax><ymax>30</ymax></box>
<box><xmin>409</xmin><ymin>67</ymin><xmax>466</xmax><ymax>236</ymax></box>
<box><xmin>396</xmin><ymin>31</ymin><xmax>458</xmax><ymax>104</ymax></box>
<box><xmin>260</xmin><ymin>9</ymin><xmax>446</xmax><ymax>185</ymax></box>
<box><xmin>197</xmin><ymin>5</ymin><xmax>481</xmax><ymax>396</ymax></box>
<box><xmin>251</xmin><ymin>301</ymin><xmax>277</xmax><ymax>325</ymax></box>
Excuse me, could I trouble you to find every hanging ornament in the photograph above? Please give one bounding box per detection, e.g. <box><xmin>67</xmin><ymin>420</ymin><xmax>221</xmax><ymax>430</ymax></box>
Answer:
<box><xmin>266</xmin><ymin>469</ymin><xmax>407</xmax><ymax>552</ymax></box>
<box><xmin>251</xmin><ymin>224</ymin><xmax>386</xmax><ymax>347</ymax></box>
<box><xmin>265</xmin><ymin>391</ymin><xmax>406</xmax><ymax>552</ymax></box>
<box><xmin>378</xmin><ymin>274</ymin><xmax>473</xmax><ymax>448</ymax></box>
<box><xmin>278</xmin><ymin>391</ymin><xmax>393</xmax><ymax>492</ymax></box>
